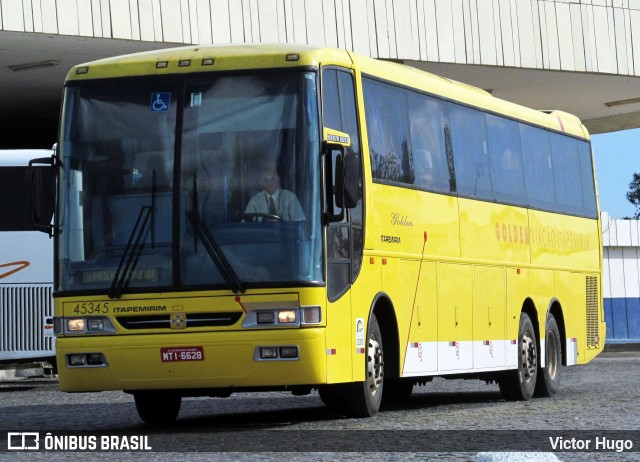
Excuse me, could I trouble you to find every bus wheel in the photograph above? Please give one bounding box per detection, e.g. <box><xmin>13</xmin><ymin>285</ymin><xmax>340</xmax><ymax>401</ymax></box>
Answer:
<box><xmin>499</xmin><ymin>312</ymin><xmax>538</xmax><ymax>401</ymax></box>
<box><xmin>342</xmin><ymin>313</ymin><xmax>384</xmax><ymax>417</ymax></box>
<box><xmin>133</xmin><ymin>391</ymin><xmax>181</xmax><ymax>425</ymax></box>
<box><xmin>535</xmin><ymin>314</ymin><xmax>562</xmax><ymax>397</ymax></box>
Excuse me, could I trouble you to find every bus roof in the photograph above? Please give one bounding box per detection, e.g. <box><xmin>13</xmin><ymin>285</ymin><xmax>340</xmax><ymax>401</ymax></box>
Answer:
<box><xmin>0</xmin><ymin>149</ymin><xmax>54</xmax><ymax>167</ymax></box>
<box><xmin>66</xmin><ymin>44</ymin><xmax>588</xmax><ymax>139</ymax></box>
<box><xmin>67</xmin><ymin>43</ymin><xmax>353</xmax><ymax>80</ymax></box>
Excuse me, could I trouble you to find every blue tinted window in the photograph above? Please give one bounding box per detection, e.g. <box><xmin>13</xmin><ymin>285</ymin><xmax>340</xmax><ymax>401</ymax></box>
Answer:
<box><xmin>360</xmin><ymin>76</ymin><xmax>597</xmax><ymax>219</ymax></box>
<box><xmin>487</xmin><ymin>115</ymin><xmax>525</xmax><ymax>204</ymax></box>
<box><xmin>363</xmin><ymin>79</ymin><xmax>414</xmax><ymax>184</ymax></box>
<box><xmin>409</xmin><ymin>94</ymin><xmax>452</xmax><ymax>193</ymax></box>
<box><xmin>579</xmin><ymin>141</ymin><xmax>597</xmax><ymax>217</ymax></box>
<box><xmin>521</xmin><ymin>125</ymin><xmax>555</xmax><ymax>210</ymax></box>
<box><xmin>450</xmin><ymin>105</ymin><xmax>494</xmax><ymax>201</ymax></box>
<box><xmin>551</xmin><ymin>135</ymin><xmax>584</xmax><ymax>215</ymax></box>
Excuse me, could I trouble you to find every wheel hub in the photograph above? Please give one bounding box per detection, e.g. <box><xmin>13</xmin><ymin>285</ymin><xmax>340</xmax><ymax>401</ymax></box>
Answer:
<box><xmin>367</xmin><ymin>336</ymin><xmax>384</xmax><ymax>396</ymax></box>
<box><xmin>521</xmin><ymin>331</ymin><xmax>537</xmax><ymax>382</ymax></box>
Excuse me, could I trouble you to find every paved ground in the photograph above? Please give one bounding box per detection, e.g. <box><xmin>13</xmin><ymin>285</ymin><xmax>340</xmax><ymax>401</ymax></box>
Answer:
<box><xmin>0</xmin><ymin>349</ymin><xmax>638</xmax><ymax>461</ymax></box>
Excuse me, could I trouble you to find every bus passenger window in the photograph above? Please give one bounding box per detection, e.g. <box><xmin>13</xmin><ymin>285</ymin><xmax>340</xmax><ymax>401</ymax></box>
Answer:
<box><xmin>449</xmin><ymin>106</ymin><xmax>495</xmax><ymax>201</ymax></box>
<box><xmin>487</xmin><ymin>115</ymin><xmax>525</xmax><ymax>205</ymax></box>
<box><xmin>363</xmin><ymin>78</ymin><xmax>413</xmax><ymax>185</ymax></box>
<box><xmin>408</xmin><ymin>94</ymin><xmax>450</xmax><ymax>193</ymax></box>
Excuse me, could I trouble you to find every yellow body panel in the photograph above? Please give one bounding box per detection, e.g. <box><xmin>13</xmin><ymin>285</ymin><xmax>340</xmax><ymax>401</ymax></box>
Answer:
<box><xmin>473</xmin><ymin>266</ymin><xmax>507</xmax><ymax>349</ymax></box>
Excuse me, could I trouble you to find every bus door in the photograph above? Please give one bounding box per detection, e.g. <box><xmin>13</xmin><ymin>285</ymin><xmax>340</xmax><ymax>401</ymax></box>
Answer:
<box><xmin>322</xmin><ymin>68</ymin><xmax>364</xmax><ymax>383</ymax></box>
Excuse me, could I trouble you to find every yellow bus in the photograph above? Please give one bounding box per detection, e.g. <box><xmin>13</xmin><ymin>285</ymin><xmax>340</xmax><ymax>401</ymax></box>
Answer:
<box><xmin>43</xmin><ymin>44</ymin><xmax>604</xmax><ymax>423</ymax></box>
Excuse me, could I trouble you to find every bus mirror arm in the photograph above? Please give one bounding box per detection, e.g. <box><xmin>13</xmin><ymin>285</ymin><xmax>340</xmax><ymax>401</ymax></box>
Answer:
<box><xmin>28</xmin><ymin>155</ymin><xmax>56</xmax><ymax>237</ymax></box>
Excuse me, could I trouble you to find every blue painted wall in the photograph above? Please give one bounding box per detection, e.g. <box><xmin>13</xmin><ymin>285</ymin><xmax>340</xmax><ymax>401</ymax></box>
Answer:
<box><xmin>604</xmin><ymin>298</ymin><xmax>640</xmax><ymax>342</ymax></box>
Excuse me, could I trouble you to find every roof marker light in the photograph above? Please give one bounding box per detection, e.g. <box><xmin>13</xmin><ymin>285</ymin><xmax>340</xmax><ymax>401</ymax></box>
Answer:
<box><xmin>75</xmin><ymin>67</ymin><xmax>89</xmax><ymax>75</ymax></box>
<box><xmin>156</xmin><ymin>61</ymin><xmax>169</xmax><ymax>69</ymax></box>
<box><xmin>201</xmin><ymin>58</ymin><xmax>215</xmax><ymax>66</ymax></box>
<box><xmin>179</xmin><ymin>60</ymin><xmax>191</xmax><ymax>67</ymax></box>
<box><xmin>286</xmin><ymin>54</ymin><xmax>300</xmax><ymax>62</ymax></box>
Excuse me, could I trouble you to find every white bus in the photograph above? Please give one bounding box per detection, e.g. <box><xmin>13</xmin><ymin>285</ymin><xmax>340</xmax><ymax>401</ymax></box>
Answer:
<box><xmin>0</xmin><ymin>149</ymin><xmax>56</xmax><ymax>372</ymax></box>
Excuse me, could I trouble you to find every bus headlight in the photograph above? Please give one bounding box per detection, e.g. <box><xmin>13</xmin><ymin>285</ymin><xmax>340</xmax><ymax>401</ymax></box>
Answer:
<box><xmin>301</xmin><ymin>306</ymin><xmax>322</xmax><ymax>325</ymax></box>
<box><xmin>277</xmin><ymin>310</ymin><xmax>297</xmax><ymax>323</ymax></box>
<box><xmin>257</xmin><ymin>311</ymin><xmax>276</xmax><ymax>324</ymax></box>
<box><xmin>67</xmin><ymin>318</ymin><xmax>85</xmax><ymax>332</ymax></box>
<box><xmin>54</xmin><ymin>316</ymin><xmax>116</xmax><ymax>335</ymax></box>
<box><xmin>244</xmin><ymin>309</ymin><xmax>300</xmax><ymax>328</ymax></box>
<box><xmin>242</xmin><ymin>306</ymin><xmax>323</xmax><ymax>328</ymax></box>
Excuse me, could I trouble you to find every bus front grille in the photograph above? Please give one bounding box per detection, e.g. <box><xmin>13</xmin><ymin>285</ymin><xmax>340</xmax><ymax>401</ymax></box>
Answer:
<box><xmin>117</xmin><ymin>312</ymin><xmax>242</xmax><ymax>330</ymax></box>
<box><xmin>0</xmin><ymin>285</ymin><xmax>54</xmax><ymax>360</ymax></box>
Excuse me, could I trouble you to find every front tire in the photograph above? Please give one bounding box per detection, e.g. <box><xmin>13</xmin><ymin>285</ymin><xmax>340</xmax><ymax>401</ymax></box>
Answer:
<box><xmin>535</xmin><ymin>314</ymin><xmax>562</xmax><ymax>397</ymax></box>
<box><xmin>341</xmin><ymin>313</ymin><xmax>384</xmax><ymax>417</ymax></box>
<box><xmin>134</xmin><ymin>391</ymin><xmax>182</xmax><ymax>425</ymax></box>
<box><xmin>499</xmin><ymin>312</ymin><xmax>538</xmax><ymax>401</ymax></box>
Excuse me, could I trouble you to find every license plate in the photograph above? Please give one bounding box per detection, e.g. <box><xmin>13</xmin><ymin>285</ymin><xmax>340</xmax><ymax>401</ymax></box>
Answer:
<box><xmin>160</xmin><ymin>346</ymin><xmax>204</xmax><ymax>362</ymax></box>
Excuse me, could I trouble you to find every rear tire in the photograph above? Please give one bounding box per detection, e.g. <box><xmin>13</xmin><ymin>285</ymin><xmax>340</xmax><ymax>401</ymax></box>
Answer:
<box><xmin>133</xmin><ymin>391</ymin><xmax>181</xmax><ymax>425</ymax></box>
<box><xmin>341</xmin><ymin>313</ymin><xmax>384</xmax><ymax>417</ymax></box>
<box><xmin>535</xmin><ymin>314</ymin><xmax>562</xmax><ymax>397</ymax></box>
<box><xmin>499</xmin><ymin>312</ymin><xmax>538</xmax><ymax>401</ymax></box>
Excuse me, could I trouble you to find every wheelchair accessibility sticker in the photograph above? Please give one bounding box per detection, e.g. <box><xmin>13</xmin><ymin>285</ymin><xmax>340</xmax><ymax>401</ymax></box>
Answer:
<box><xmin>150</xmin><ymin>92</ymin><xmax>171</xmax><ymax>112</ymax></box>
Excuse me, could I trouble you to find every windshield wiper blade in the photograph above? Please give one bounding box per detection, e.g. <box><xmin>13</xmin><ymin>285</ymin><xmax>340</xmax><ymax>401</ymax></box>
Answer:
<box><xmin>109</xmin><ymin>205</ymin><xmax>152</xmax><ymax>299</ymax></box>
<box><xmin>186</xmin><ymin>209</ymin><xmax>245</xmax><ymax>294</ymax></box>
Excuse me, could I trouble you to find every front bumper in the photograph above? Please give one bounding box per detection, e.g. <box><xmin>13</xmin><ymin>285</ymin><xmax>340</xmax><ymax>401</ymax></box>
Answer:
<box><xmin>56</xmin><ymin>328</ymin><xmax>327</xmax><ymax>392</ymax></box>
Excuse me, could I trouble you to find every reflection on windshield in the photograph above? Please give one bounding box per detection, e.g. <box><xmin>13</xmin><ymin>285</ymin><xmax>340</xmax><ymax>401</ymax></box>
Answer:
<box><xmin>58</xmin><ymin>72</ymin><xmax>322</xmax><ymax>295</ymax></box>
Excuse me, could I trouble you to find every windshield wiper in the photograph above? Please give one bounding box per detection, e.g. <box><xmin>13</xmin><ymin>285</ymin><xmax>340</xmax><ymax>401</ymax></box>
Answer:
<box><xmin>108</xmin><ymin>171</ymin><xmax>159</xmax><ymax>299</ymax></box>
<box><xmin>186</xmin><ymin>209</ymin><xmax>245</xmax><ymax>294</ymax></box>
<box><xmin>108</xmin><ymin>205</ymin><xmax>152</xmax><ymax>299</ymax></box>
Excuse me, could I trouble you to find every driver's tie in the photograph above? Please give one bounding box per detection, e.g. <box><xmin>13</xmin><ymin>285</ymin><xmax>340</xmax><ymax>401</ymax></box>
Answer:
<box><xmin>268</xmin><ymin>196</ymin><xmax>276</xmax><ymax>215</ymax></box>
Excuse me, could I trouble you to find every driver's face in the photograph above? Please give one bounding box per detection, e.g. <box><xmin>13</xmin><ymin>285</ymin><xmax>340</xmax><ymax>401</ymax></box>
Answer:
<box><xmin>261</xmin><ymin>171</ymin><xmax>280</xmax><ymax>194</ymax></box>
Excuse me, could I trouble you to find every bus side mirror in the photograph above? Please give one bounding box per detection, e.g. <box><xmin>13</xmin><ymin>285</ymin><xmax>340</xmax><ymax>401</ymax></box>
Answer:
<box><xmin>340</xmin><ymin>152</ymin><xmax>359</xmax><ymax>209</ymax></box>
<box><xmin>28</xmin><ymin>155</ymin><xmax>56</xmax><ymax>237</ymax></box>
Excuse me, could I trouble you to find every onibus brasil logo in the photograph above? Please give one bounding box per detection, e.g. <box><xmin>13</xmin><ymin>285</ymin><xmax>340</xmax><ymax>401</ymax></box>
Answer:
<box><xmin>7</xmin><ymin>432</ymin><xmax>152</xmax><ymax>451</ymax></box>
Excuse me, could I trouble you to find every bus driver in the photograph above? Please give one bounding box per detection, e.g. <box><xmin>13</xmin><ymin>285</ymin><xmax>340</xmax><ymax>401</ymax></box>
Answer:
<box><xmin>244</xmin><ymin>168</ymin><xmax>305</xmax><ymax>221</ymax></box>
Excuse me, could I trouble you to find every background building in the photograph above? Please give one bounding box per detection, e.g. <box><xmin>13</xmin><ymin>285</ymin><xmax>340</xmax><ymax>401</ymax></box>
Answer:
<box><xmin>603</xmin><ymin>212</ymin><xmax>640</xmax><ymax>343</ymax></box>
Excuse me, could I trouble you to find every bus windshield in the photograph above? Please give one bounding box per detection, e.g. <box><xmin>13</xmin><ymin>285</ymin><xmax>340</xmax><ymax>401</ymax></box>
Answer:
<box><xmin>57</xmin><ymin>71</ymin><xmax>323</xmax><ymax>295</ymax></box>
